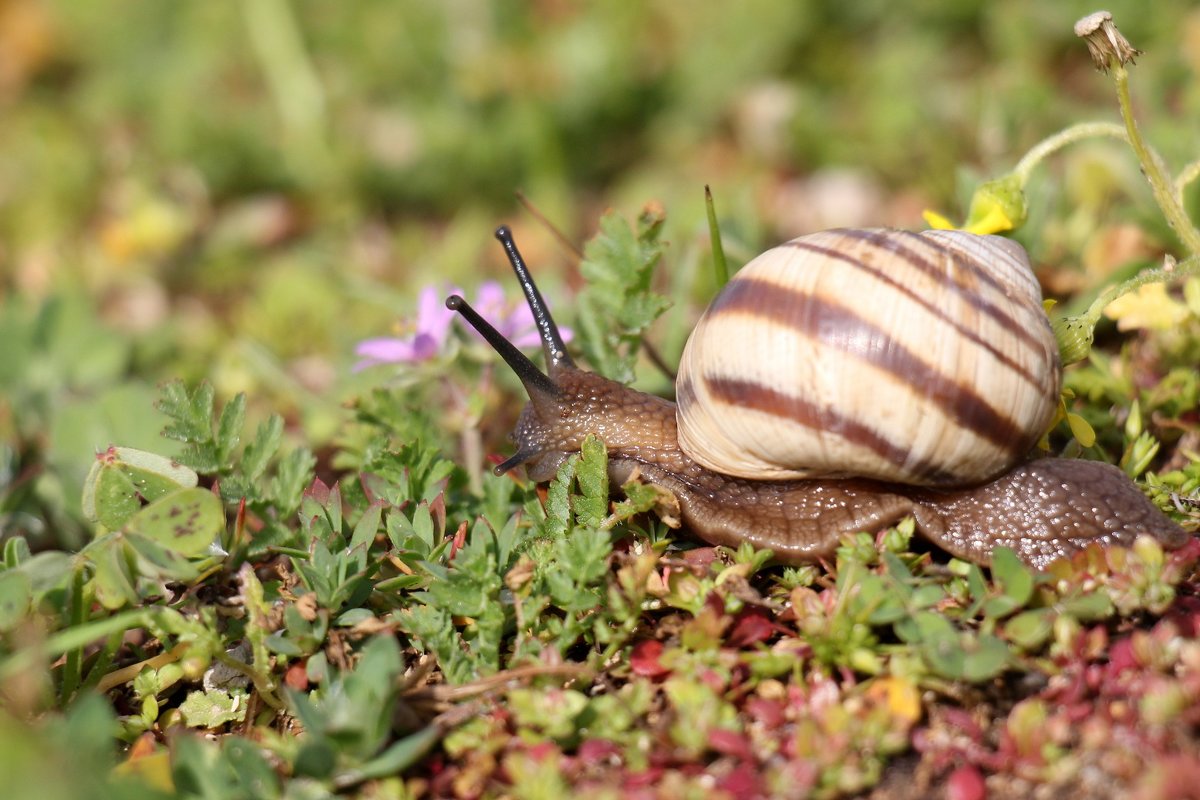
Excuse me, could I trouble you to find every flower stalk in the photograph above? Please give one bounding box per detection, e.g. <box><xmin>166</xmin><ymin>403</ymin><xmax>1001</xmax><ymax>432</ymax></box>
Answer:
<box><xmin>1112</xmin><ymin>64</ymin><xmax>1200</xmax><ymax>254</ymax></box>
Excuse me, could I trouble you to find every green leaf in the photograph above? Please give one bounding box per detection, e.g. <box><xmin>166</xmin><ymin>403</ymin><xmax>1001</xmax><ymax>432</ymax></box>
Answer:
<box><xmin>215</xmin><ymin>393</ymin><xmax>246</xmax><ymax>468</ymax></box>
<box><xmin>157</xmin><ymin>381</ymin><xmax>220</xmax><ymax>472</ymax></box>
<box><xmin>86</xmin><ymin>536</ymin><xmax>140</xmax><ymax>610</ymax></box>
<box><xmin>125</xmin><ymin>533</ymin><xmax>203</xmax><ymax>584</ymax></box>
<box><xmin>81</xmin><ymin>446</ymin><xmax>199</xmax><ymax>530</ymax></box>
<box><xmin>221</xmin><ymin>738</ymin><xmax>282</xmax><ymax>798</ymax></box>
<box><xmin>179</xmin><ymin>688</ymin><xmax>249</xmax><ymax>729</ymax></box>
<box><xmin>242</xmin><ymin>415</ymin><xmax>283</xmax><ymax>482</ymax></box>
<box><xmin>1005</xmin><ymin>608</ymin><xmax>1054</xmax><ymax>649</ymax></box>
<box><xmin>350</xmin><ymin>502</ymin><xmax>384</xmax><ymax>550</ymax></box>
<box><xmin>573</xmin><ymin>435</ymin><xmax>609</xmax><ymax>529</ymax></box>
<box><xmin>1061</xmin><ymin>592</ymin><xmax>1115</xmax><ymax>620</ymax></box>
<box><xmin>575</xmin><ymin>207</ymin><xmax>671</xmax><ymax>383</ymax></box>
<box><xmin>988</xmin><ymin>547</ymin><xmax>1034</xmax><ymax>614</ymax></box>
<box><xmin>2</xmin><ymin>536</ymin><xmax>31</xmax><ymax>569</ymax></box>
<box><xmin>961</xmin><ymin>633</ymin><xmax>1012</xmax><ymax>682</ymax></box>
<box><xmin>267</xmin><ymin>447</ymin><xmax>316</xmax><ymax>517</ymax></box>
<box><xmin>334</xmin><ymin>725</ymin><xmax>441</xmax><ymax>788</ymax></box>
<box><xmin>0</xmin><ymin>570</ymin><xmax>32</xmax><ymax>632</ymax></box>
<box><xmin>545</xmin><ymin>455</ymin><xmax>575</xmax><ymax>538</ymax></box>
<box><xmin>126</xmin><ymin>487</ymin><xmax>225</xmax><ymax>557</ymax></box>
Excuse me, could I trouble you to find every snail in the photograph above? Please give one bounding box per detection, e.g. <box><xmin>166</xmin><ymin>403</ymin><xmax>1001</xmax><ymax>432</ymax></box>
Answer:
<box><xmin>446</xmin><ymin>226</ymin><xmax>1189</xmax><ymax>569</ymax></box>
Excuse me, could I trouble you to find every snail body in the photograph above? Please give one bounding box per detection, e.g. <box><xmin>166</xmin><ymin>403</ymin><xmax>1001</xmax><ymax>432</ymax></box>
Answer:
<box><xmin>447</xmin><ymin>226</ymin><xmax>1188</xmax><ymax>569</ymax></box>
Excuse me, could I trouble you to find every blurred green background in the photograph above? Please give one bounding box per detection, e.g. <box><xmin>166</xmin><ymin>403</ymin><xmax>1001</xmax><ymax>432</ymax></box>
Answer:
<box><xmin>2</xmin><ymin>0</ymin><xmax>1198</xmax><ymax>548</ymax></box>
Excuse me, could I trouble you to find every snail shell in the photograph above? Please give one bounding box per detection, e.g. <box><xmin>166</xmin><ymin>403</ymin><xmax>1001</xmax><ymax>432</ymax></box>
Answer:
<box><xmin>676</xmin><ymin>228</ymin><xmax>1061</xmax><ymax>487</ymax></box>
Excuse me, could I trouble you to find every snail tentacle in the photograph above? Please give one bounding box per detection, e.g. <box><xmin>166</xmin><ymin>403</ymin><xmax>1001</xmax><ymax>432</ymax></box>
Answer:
<box><xmin>445</xmin><ymin>294</ymin><xmax>561</xmax><ymax>403</ymax></box>
<box><xmin>494</xmin><ymin>225</ymin><xmax>575</xmax><ymax>373</ymax></box>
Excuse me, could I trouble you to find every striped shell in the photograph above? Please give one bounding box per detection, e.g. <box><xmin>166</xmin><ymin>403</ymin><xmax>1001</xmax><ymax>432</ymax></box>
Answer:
<box><xmin>675</xmin><ymin>228</ymin><xmax>1061</xmax><ymax>487</ymax></box>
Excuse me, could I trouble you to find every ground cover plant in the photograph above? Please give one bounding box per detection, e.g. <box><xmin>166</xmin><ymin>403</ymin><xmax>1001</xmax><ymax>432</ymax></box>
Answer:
<box><xmin>2</xmin><ymin>3</ymin><xmax>1200</xmax><ymax>799</ymax></box>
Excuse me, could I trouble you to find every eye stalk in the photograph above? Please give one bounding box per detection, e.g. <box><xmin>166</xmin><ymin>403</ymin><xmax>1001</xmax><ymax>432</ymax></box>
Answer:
<box><xmin>445</xmin><ymin>227</ymin><xmax>579</xmax><ymax>477</ymax></box>
<box><xmin>493</xmin><ymin>225</ymin><xmax>575</xmax><ymax>373</ymax></box>
<box><xmin>444</xmin><ymin>294</ymin><xmax>560</xmax><ymax>401</ymax></box>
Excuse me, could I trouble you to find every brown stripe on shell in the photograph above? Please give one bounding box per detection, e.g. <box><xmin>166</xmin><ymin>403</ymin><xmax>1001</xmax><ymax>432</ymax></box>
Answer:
<box><xmin>833</xmin><ymin>229</ymin><xmax>1045</xmax><ymax>357</ymax></box>
<box><xmin>784</xmin><ymin>237</ymin><xmax>1048</xmax><ymax>392</ymax></box>
<box><xmin>704</xmin><ymin>377</ymin><xmax>961</xmax><ymax>485</ymax></box>
<box><xmin>706</xmin><ymin>277</ymin><xmax>1034</xmax><ymax>455</ymax></box>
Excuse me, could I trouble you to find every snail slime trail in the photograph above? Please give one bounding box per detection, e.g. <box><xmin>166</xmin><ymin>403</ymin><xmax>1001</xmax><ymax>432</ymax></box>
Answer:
<box><xmin>447</xmin><ymin>225</ymin><xmax>1189</xmax><ymax>570</ymax></box>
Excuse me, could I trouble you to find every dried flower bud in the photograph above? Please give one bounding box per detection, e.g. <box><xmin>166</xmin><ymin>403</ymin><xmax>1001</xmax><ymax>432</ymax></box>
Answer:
<box><xmin>1074</xmin><ymin>11</ymin><xmax>1142</xmax><ymax>73</ymax></box>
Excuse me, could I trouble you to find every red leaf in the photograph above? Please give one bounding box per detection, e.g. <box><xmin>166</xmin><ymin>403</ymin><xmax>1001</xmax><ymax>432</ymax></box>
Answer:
<box><xmin>303</xmin><ymin>477</ymin><xmax>330</xmax><ymax>504</ymax></box>
<box><xmin>525</xmin><ymin>741</ymin><xmax>560</xmax><ymax>762</ymax></box>
<box><xmin>284</xmin><ymin>660</ymin><xmax>309</xmax><ymax>691</ymax></box>
<box><xmin>745</xmin><ymin>698</ymin><xmax>786</xmax><ymax>730</ymax></box>
<box><xmin>448</xmin><ymin>520</ymin><xmax>468</xmax><ymax>561</ymax></box>
<box><xmin>1106</xmin><ymin>636</ymin><xmax>1138</xmax><ymax>678</ymax></box>
<box><xmin>623</xmin><ymin>767</ymin><xmax>665</xmax><ymax>790</ymax></box>
<box><xmin>577</xmin><ymin>738</ymin><xmax>622</xmax><ymax>766</ymax></box>
<box><xmin>680</xmin><ymin>548</ymin><xmax>718</xmax><ymax>569</ymax></box>
<box><xmin>717</xmin><ymin>762</ymin><xmax>763</xmax><ymax>797</ymax></box>
<box><xmin>630</xmin><ymin>639</ymin><xmax>670</xmax><ymax>678</ymax></box>
<box><xmin>726</xmin><ymin>609</ymin><xmax>777</xmax><ymax>647</ymax></box>
<box><xmin>1166</xmin><ymin>595</ymin><xmax>1200</xmax><ymax>637</ymax></box>
<box><xmin>946</xmin><ymin>765</ymin><xmax>987</xmax><ymax>800</ymax></box>
<box><xmin>708</xmin><ymin>728</ymin><xmax>755</xmax><ymax>761</ymax></box>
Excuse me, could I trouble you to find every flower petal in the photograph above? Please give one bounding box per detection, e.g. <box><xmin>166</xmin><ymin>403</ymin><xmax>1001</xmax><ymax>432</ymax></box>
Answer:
<box><xmin>353</xmin><ymin>336</ymin><xmax>417</xmax><ymax>370</ymax></box>
<box><xmin>417</xmin><ymin>284</ymin><xmax>462</xmax><ymax>342</ymax></box>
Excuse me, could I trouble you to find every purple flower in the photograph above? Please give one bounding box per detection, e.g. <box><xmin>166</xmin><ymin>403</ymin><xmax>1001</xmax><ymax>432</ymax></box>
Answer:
<box><xmin>354</xmin><ymin>281</ymin><xmax>572</xmax><ymax>370</ymax></box>
<box><xmin>354</xmin><ymin>285</ymin><xmax>460</xmax><ymax>369</ymax></box>
<box><xmin>468</xmin><ymin>280</ymin><xmax>572</xmax><ymax>350</ymax></box>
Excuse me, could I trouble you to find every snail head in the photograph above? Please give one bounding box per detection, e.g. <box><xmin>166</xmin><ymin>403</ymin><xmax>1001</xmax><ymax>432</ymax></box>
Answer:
<box><xmin>447</xmin><ymin>226</ymin><xmax>630</xmax><ymax>481</ymax></box>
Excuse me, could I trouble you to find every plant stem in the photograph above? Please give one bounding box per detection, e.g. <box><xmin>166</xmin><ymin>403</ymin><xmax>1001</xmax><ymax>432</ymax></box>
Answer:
<box><xmin>1175</xmin><ymin>159</ymin><xmax>1200</xmax><ymax>202</ymax></box>
<box><xmin>1113</xmin><ymin>65</ymin><xmax>1200</xmax><ymax>254</ymax></box>
<box><xmin>60</xmin><ymin>566</ymin><xmax>87</xmax><ymax>703</ymax></box>
<box><xmin>1086</xmin><ymin>253</ymin><xmax>1200</xmax><ymax>321</ymax></box>
<box><xmin>1013</xmin><ymin>122</ymin><xmax>1128</xmax><ymax>184</ymax></box>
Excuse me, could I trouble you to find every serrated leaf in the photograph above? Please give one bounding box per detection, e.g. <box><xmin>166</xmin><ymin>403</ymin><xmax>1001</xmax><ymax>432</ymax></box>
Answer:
<box><xmin>271</xmin><ymin>448</ymin><xmax>316</xmax><ymax>515</ymax></box>
<box><xmin>574</xmin><ymin>435</ymin><xmax>608</xmax><ymax>529</ymax></box>
<box><xmin>126</xmin><ymin>487</ymin><xmax>225</xmax><ymax>557</ymax></box>
<box><xmin>610</xmin><ymin>476</ymin><xmax>679</xmax><ymax>528</ymax></box>
<box><xmin>575</xmin><ymin>208</ymin><xmax>671</xmax><ymax>383</ymax></box>
<box><xmin>215</xmin><ymin>393</ymin><xmax>246</xmax><ymax>467</ymax></box>
<box><xmin>545</xmin><ymin>455</ymin><xmax>575</xmax><ymax>538</ymax></box>
<box><xmin>242</xmin><ymin>414</ymin><xmax>283</xmax><ymax>481</ymax></box>
<box><xmin>157</xmin><ymin>380</ymin><xmax>214</xmax><ymax>445</ymax></box>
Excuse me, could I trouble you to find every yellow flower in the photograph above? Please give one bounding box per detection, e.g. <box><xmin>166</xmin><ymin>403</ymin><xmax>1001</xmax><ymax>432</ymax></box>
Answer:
<box><xmin>1103</xmin><ymin>282</ymin><xmax>1190</xmax><ymax>331</ymax></box>
<box><xmin>922</xmin><ymin>174</ymin><xmax>1027</xmax><ymax>236</ymax></box>
<box><xmin>866</xmin><ymin>676</ymin><xmax>922</xmax><ymax>723</ymax></box>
